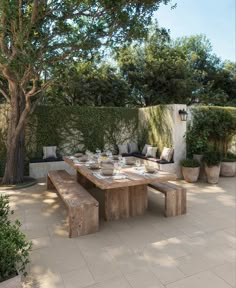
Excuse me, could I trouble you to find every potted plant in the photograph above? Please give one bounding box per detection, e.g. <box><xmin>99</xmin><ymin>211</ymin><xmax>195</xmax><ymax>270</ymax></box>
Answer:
<box><xmin>220</xmin><ymin>152</ymin><xmax>236</xmax><ymax>177</ymax></box>
<box><xmin>180</xmin><ymin>159</ymin><xmax>200</xmax><ymax>183</ymax></box>
<box><xmin>185</xmin><ymin>125</ymin><xmax>208</xmax><ymax>180</ymax></box>
<box><xmin>203</xmin><ymin>151</ymin><xmax>222</xmax><ymax>184</ymax></box>
<box><xmin>0</xmin><ymin>195</ymin><xmax>32</xmax><ymax>288</ymax></box>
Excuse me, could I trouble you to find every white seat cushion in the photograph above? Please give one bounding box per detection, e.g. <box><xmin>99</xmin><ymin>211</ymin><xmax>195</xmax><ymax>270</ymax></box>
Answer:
<box><xmin>160</xmin><ymin>147</ymin><xmax>174</xmax><ymax>162</ymax></box>
<box><xmin>128</xmin><ymin>142</ymin><xmax>139</xmax><ymax>153</ymax></box>
<box><xmin>142</xmin><ymin>144</ymin><xmax>152</xmax><ymax>155</ymax></box>
<box><xmin>146</xmin><ymin>146</ymin><xmax>157</xmax><ymax>158</ymax></box>
<box><xmin>118</xmin><ymin>144</ymin><xmax>128</xmax><ymax>155</ymax></box>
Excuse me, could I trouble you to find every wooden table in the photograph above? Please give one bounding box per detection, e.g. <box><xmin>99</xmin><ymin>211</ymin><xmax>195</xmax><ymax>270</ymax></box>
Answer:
<box><xmin>64</xmin><ymin>157</ymin><xmax>176</xmax><ymax>221</ymax></box>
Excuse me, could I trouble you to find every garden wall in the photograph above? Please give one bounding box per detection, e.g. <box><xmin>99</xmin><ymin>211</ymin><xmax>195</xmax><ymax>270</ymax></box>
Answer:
<box><xmin>139</xmin><ymin>104</ymin><xmax>187</xmax><ymax>176</ymax></box>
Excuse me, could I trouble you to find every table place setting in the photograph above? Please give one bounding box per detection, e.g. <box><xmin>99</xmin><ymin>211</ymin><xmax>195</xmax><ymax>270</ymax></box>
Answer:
<box><xmin>92</xmin><ymin>171</ymin><xmax>127</xmax><ymax>180</ymax></box>
<box><xmin>129</xmin><ymin>165</ymin><xmax>159</xmax><ymax>177</ymax></box>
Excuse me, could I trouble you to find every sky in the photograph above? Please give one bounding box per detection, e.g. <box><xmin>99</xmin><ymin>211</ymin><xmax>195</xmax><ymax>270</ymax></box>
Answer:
<box><xmin>154</xmin><ymin>0</ymin><xmax>235</xmax><ymax>62</ymax></box>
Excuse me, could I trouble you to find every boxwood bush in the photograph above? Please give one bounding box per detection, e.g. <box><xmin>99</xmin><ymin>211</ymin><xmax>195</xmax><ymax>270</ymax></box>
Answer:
<box><xmin>0</xmin><ymin>195</ymin><xmax>32</xmax><ymax>283</ymax></box>
<box><xmin>202</xmin><ymin>151</ymin><xmax>222</xmax><ymax>167</ymax></box>
<box><xmin>180</xmin><ymin>159</ymin><xmax>200</xmax><ymax>167</ymax></box>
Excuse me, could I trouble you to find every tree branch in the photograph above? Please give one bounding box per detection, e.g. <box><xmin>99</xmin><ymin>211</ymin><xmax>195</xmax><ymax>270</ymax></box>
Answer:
<box><xmin>0</xmin><ymin>88</ymin><xmax>10</xmax><ymax>102</ymax></box>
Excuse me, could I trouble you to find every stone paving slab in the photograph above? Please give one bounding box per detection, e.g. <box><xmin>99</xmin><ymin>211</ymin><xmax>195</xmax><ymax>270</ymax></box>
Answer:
<box><xmin>1</xmin><ymin>177</ymin><xmax>235</xmax><ymax>288</ymax></box>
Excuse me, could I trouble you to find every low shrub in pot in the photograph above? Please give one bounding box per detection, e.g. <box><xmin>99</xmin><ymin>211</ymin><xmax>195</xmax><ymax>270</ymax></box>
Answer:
<box><xmin>220</xmin><ymin>152</ymin><xmax>236</xmax><ymax>177</ymax></box>
<box><xmin>202</xmin><ymin>151</ymin><xmax>221</xmax><ymax>184</ymax></box>
<box><xmin>180</xmin><ymin>159</ymin><xmax>200</xmax><ymax>183</ymax></box>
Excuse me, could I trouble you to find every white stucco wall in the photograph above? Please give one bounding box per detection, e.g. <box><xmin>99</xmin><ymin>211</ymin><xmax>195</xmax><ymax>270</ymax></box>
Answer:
<box><xmin>170</xmin><ymin>104</ymin><xmax>187</xmax><ymax>178</ymax></box>
<box><xmin>29</xmin><ymin>161</ymin><xmax>76</xmax><ymax>179</ymax></box>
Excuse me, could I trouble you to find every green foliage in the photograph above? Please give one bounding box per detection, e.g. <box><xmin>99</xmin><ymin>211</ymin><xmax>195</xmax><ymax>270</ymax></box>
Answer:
<box><xmin>117</xmin><ymin>26</ymin><xmax>194</xmax><ymax>106</ymax></box>
<box><xmin>185</xmin><ymin>124</ymin><xmax>208</xmax><ymax>156</ymax></box>
<box><xmin>186</xmin><ymin>107</ymin><xmax>236</xmax><ymax>157</ymax></box>
<box><xmin>138</xmin><ymin>105</ymin><xmax>172</xmax><ymax>152</ymax></box>
<box><xmin>202</xmin><ymin>151</ymin><xmax>221</xmax><ymax>167</ymax></box>
<box><xmin>45</xmin><ymin>62</ymin><xmax>130</xmax><ymax>107</ymax></box>
<box><xmin>116</xmin><ymin>31</ymin><xmax>236</xmax><ymax>107</ymax></box>
<box><xmin>222</xmin><ymin>152</ymin><xmax>236</xmax><ymax>162</ymax></box>
<box><xmin>0</xmin><ymin>0</ymin><xmax>171</xmax><ymax>101</ymax></box>
<box><xmin>26</xmin><ymin>106</ymin><xmax>139</xmax><ymax>158</ymax></box>
<box><xmin>180</xmin><ymin>159</ymin><xmax>200</xmax><ymax>167</ymax></box>
<box><xmin>0</xmin><ymin>195</ymin><xmax>32</xmax><ymax>282</ymax></box>
<box><xmin>0</xmin><ymin>195</ymin><xmax>12</xmax><ymax>225</ymax></box>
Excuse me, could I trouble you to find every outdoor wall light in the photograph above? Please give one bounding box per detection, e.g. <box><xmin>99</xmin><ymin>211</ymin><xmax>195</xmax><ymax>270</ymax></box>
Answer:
<box><xmin>179</xmin><ymin>109</ymin><xmax>188</xmax><ymax>121</ymax></box>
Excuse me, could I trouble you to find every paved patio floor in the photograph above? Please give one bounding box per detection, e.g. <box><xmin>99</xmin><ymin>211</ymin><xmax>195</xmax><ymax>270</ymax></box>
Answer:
<box><xmin>3</xmin><ymin>177</ymin><xmax>236</xmax><ymax>288</ymax></box>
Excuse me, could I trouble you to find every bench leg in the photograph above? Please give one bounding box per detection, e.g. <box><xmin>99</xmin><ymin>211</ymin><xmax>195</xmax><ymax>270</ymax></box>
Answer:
<box><xmin>165</xmin><ymin>189</ymin><xmax>186</xmax><ymax>217</ymax></box>
<box><xmin>165</xmin><ymin>191</ymin><xmax>176</xmax><ymax>217</ymax></box>
<box><xmin>47</xmin><ymin>176</ymin><xmax>55</xmax><ymax>190</ymax></box>
<box><xmin>177</xmin><ymin>188</ymin><xmax>187</xmax><ymax>215</ymax></box>
<box><xmin>69</xmin><ymin>204</ymin><xmax>99</xmax><ymax>238</ymax></box>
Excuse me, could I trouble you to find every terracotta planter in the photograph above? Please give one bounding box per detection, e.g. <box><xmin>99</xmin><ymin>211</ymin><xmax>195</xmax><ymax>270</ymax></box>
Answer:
<box><xmin>182</xmin><ymin>166</ymin><xmax>200</xmax><ymax>183</ymax></box>
<box><xmin>193</xmin><ymin>154</ymin><xmax>206</xmax><ymax>180</ymax></box>
<box><xmin>205</xmin><ymin>164</ymin><xmax>221</xmax><ymax>184</ymax></box>
<box><xmin>220</xmin><ymin>161</ymin><xmax>236</xmax><ymax>177</ymax></box>
<box><xmin>0</xmin><ymin>274</ymin><xmax>21</xmax><ymax>288</ymax></box>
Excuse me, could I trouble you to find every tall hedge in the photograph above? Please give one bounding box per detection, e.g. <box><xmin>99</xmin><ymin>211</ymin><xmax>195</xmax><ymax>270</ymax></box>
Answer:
<box><xmin>26</xmin><ymin>106</ymin><xmax>139</xmax><ymax>158</ymax></box>
<box><xmin>187</xmin><ymin>106</ymin><xmax>236</xmax><ymax>156</ymax></box>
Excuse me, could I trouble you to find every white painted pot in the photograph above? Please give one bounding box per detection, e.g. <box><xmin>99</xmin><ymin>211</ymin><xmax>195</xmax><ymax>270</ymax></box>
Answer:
<box><xmin>220</xmin><ymin>161</ymin><xmax>236</xmax><ymax>177</ymax></box>
<box><xmin>205</xmin><ymin>164</ymin><xmax>221</xmax><ymax>184</ymax></box>
<box><xmin>0</xmin><ymin>274</ymin><xmax>21</xmax><ymax>288</ymax></box>
<box><xmin>182</xmin><ymin>166</ymin><xmax>200</xmax><ymax>183</ymax></box>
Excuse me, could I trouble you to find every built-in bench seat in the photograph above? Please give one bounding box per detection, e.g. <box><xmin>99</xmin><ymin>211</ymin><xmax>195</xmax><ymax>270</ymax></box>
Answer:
<box><xmin>122</xmin><ymin>152</ymin><xmax>174</xmax><ymax>164</ymax></box>
<box><xmin>47</xmin><ymin>170</ymin><xmax>99</xmax><ymax>238</ymax></box>
<box><xmin>149</xmin><ymin>182</ymin><xmax>186</xmax><ymax>217</ymax></box>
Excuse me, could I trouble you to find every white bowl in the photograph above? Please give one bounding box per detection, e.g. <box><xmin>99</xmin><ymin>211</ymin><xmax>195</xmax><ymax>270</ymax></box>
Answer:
<box><xmin>89</xmin><ymin>162</ymin><xmax>100</xmax><ymax>169</ymax></box>
<box><xmin>145</xmin><ymin>165</ymin><xmax>156</xmax><ymax>173</ymax></box>
<box><xmin>101</xmin><ymin>168</ymin><xmax>114</xmax><ymax>176</ymax></box>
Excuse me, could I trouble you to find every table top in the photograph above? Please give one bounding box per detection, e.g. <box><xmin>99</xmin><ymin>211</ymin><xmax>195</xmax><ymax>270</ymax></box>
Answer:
<box><xmin>63</xmin><ymin>156</ymin><xmax>177</xmax><ymax>190</ymax></box>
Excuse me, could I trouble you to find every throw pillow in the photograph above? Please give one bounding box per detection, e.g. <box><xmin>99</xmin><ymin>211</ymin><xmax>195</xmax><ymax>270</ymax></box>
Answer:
<box><xmin>160</xmin><ymin>147</ymin><xmax>174</xmax><ymax>162</ymax></box>
<box><xmin>146</xmin><ymin>146</ymin><xmax>157</xmax><ymax>158</ymax></box>
<box><xmin>118</xmin><ymin>143</ymin><xmax>128</xmax><ymax>155</ymax></box>
<box><xmin>142</xmin><ymin>144</ymin><xmax>152</xmax><ymax>155</ymax></box>
<box><xmin>128</xmin><ymin>142</ymin><xmax>139</xmax><ymax>153</ymax></box>
<box><xmin>43</xmin><ymin>146</ymin><xmax>57</xmax><ymax>160</ymax></box>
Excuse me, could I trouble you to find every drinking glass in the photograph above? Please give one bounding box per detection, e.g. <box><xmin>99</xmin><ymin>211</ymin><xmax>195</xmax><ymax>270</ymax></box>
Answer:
<box><xmin>135</xmin><ymin>159</ymin><xmax>141</xmax><ymax>168</ymax></box>
<box><xmin>114</xmin><ymin>162</ymin><xmax>121</xmax><ymax>175</ymax></box>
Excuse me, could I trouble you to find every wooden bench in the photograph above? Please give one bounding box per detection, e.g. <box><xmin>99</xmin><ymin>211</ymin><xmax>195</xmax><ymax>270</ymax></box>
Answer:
<box><xmin>47</xmin><ymin>170</ymin><xmax>99</xmax><ymax>238</ymax></box>
<box><xmin>149</xmin><ymin>182</ymin><xmax>186</xmax><ymax>217</ymax></box>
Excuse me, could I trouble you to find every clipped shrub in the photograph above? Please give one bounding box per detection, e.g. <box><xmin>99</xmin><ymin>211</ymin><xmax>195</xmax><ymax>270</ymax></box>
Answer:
<box><xmin>180</xmin><ymin>158</ymin><xmax>200</xmax><ymax>167</ymax></box>
<box><xmin>202</xmin><ymin>151</ymin><xmax>221</xmax><ymax>167</ymax></box>
<box><xmin>222</xmin><ymin>152</ymin><xmax>236</xmax><ymax>162</ymax></box>
<box><xmin>0</xmin><ymin>195</ymin><xmax>32</xmax><ymax>283</ymax></box>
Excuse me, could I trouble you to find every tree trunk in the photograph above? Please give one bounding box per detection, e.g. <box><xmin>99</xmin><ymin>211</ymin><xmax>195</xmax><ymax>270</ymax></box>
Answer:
<box><xmin>2</xmin><ymin>83</ymin><xmax>26</xmax><ymax>185</ymax></box>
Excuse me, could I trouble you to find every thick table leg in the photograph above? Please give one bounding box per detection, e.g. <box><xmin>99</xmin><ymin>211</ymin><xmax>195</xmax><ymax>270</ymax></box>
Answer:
<box><xmin>104</xmin><ymin>184</ymin><xmax>148</xmax><ymax>221</ymax></box>
<box><xmin>129</xmin><ymin>184</ymin><xmax>147</xmax><ymax>217</ymax></box>
<box><xmin>104</xmin><ymin>187</ymin><xmax>129</xmax><ymax>221</ymax></box>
